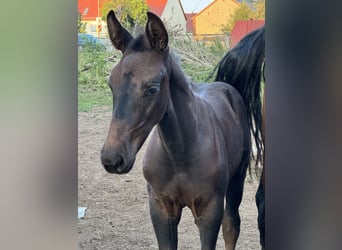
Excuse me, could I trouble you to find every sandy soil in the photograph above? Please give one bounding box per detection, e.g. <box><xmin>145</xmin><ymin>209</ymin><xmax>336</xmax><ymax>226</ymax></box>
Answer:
<box><xmin>78</xmin><ymin>106</ymin><xmax>261</xmax><ymax>249</ymax></box>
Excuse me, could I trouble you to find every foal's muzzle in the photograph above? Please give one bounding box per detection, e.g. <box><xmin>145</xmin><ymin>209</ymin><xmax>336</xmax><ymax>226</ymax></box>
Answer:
<box><xmin>101</xmin><ymin>148</ymin><xmax>134</xmax><ymax>174</ymax></box>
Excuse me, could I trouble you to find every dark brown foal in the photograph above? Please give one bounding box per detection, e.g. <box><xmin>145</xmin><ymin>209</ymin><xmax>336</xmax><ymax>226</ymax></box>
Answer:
<box><xmin>101</xmin><ymin>11</ymin><xmax>264</xmax><ymax>250</ymax></box>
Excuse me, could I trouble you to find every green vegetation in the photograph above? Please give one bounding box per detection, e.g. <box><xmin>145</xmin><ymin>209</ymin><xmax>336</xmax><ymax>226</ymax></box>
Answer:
<box><xmin>78</xmin><ymin>88</ymin><xmax>112</xmax><ymax>112</ymax></box>
<box><xmin>101</xmin><ymin>0</ymin><xmax>148</xmax><ymax>31</ymax></box>
<box><xmin>78</xmin><ymin>44</ymin><xmax>110</xmax><ymax>90</ymax></box>
<box><xmin>78</xmin><ymin>44</ymin><xmax>118</xmax><ymax>112</ymax></box>
<box><xmin>78</xmin><ymin>34</ymin><xmax>228</xmax><ymax>112</ymax></box>
<box><xmin>170</xmin><ymin>32</ymin><xmax>228</xmax><ymax>83</ymax></box>
<box><xmin>78</xmin><ymin>12</ymin><xmax>86</xmax><ymax>33</ymax></box>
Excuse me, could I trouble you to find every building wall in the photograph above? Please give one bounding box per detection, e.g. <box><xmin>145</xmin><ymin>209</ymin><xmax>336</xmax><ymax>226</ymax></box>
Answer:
<box><xmin>193</xmin><ymin>0</ymin><xmax>239</xmax><ymax>38</ymax></box>
<box><xmin>161</xmin><ymin>0</ymin><xmax>186</xmax><ymax>33</ymax></box>
<box><xmin>79</xmin><ymin>0</ymin><xmax>107</xmax><ymax>37</ymax></box>
<box><xmin>83</xmin><ymin>20</ymin><xmax>107</xmax><ymax>38</ymax></box>
<box><xmin>80</xmin><ymin>0</ymin><xmax>186</xmax><ymax>37</ymax></box>
<box><xmin>230</xmin><ymin>20</ymin><xmax>265</xmax><ymax>47</ymax></box>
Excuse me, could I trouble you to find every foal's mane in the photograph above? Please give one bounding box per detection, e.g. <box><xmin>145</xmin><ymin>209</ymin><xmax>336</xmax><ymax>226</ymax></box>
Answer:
<box><xmin>127</xmin><ymin>34</ymin><xmax>148</xmax><ymax>52</ymax></box>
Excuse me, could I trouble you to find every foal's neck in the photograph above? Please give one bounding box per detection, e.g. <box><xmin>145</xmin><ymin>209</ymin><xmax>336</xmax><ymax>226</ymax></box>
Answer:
<box><xmin>168</xmin><ymin>55</ymin><xmax>194</xmax><ymax>99</ymax></box>
<box><xmin>158</xmin><ymin>55</ymin><xmax>199</xmax><ymax>162</ymax></box>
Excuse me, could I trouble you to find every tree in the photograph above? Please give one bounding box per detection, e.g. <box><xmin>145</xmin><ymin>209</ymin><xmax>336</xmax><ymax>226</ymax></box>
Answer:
<box><xmin>222</xmin><ymin>0</ymin><xmax>265</xmax><ymax>34</ymax></box>
<box><xmin>251</xmin><ymin>0</ymin><xmax>265</xmax><ymax>20</ymax></box>
<box><xmin>78</xmin><ymin>12</ymin><xmax>86</xmax><ymax>33</ymax></box>
<box><xmin>101</xmin><ymin>0</ymin><xmax>148</xmax><ymax>31</ymax></box>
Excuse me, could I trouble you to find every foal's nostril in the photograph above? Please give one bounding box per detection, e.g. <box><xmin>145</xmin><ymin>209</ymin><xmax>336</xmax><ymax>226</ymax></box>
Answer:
<box><xmin>101</xmin><ymin>150</ymin><xmax>126</xmax><ymax>173</ymax></box>
<box><xmin>110</xmin><ymin>154</ymin><xmax>124</xmax><ymax>168</ymax></box>
<box><xmin>101</xmin><ymin>153</ymin><xmax>122</xmax><ymax>166</ymax></box>
<box><xmin>116</xmin><ymin>155</ymin><xmax>124</xmax><ymax>166</ymax></box>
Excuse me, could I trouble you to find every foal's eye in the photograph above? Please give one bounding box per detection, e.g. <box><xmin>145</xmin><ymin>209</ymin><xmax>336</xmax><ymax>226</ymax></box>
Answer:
<box><xmin>144</xmin><ymin>86</ymin><xmax>160</xmax><ymax>97</ymax></box>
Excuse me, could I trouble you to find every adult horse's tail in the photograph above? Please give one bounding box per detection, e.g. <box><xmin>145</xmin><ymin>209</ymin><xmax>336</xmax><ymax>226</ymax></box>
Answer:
<box><xmin>214</xmin><ymin>27</ymin><xmax>265</xmax><ymax>165</ymax></box>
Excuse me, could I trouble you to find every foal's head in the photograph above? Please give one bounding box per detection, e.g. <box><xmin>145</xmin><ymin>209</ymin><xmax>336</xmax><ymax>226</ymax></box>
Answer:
<box><xmin>101</xmin><ymin>11</ymin><xmax>171</xmax><ymax>174</ymax></box>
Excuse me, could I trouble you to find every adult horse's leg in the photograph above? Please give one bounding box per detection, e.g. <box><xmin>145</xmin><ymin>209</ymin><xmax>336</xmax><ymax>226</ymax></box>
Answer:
<box><xmin>256</xmin><ymin>171</ymin><xmax>265</xmax><ymax>249</ymax></box>
<box><xmin>193</xmin><ymin>195</ymin><xmax>224</xmax><ymax>250</ymax></box>
<box><xmin>147</xmin><ymin>184</ymin><xmax>181</xmax><ymax>250</ymax></box>
<box><xmin>222</xmin><ymin>161</ymin><xmax>248</xmax><ymax>250</ymax></box>
<box><xmin>255</xmin><ymin>90</ymin><xmax>265</xmax><ymax>249</ymax></box>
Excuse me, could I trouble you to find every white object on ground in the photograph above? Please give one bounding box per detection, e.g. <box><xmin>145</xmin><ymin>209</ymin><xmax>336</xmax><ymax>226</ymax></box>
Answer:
<box><xmin>78</xmin><ymin>207</ymin><xmax>87</xmax><ymax>218</ymax></box>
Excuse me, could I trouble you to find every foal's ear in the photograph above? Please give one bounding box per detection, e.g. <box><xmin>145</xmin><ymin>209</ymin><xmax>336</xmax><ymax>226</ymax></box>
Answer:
<box><xmin>107</xmin><ymin>10</ymin><xmax>133</xmax><ymax>53</ymax></box>
<box><xmin>146</xmin><ymin>12</ymin><xmax>168</xmax><ymax>53</ymax></box>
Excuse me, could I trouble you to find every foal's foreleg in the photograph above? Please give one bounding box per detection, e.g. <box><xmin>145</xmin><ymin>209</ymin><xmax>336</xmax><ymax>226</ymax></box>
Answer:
<box><xmin>193</xmin><ymin>195</ymin><xmax>224</xmax><ymax>250</ymax></box>
<box><xmin>147</xmin><ymin>184</ymin><xmax>181</xmax><ymax>250</ymax></box>
<box><xmin>221</xmin><ymin>208</ymin><xmax>240</xmax><ymax>250</ymax></box>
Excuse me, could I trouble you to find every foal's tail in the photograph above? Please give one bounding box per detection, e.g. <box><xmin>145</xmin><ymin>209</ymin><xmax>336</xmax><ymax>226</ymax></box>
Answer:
<box><xmin>214</xmin><ymin>26</ymin><xmax>265</xmax><ymax>165</ymax></box>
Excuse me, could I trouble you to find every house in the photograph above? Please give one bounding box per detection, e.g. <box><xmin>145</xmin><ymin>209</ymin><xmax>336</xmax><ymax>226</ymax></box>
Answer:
<box><xmin>230</xmin><ymin>20</ymin><xmax>265</xmax><ymax>47</ymax></box>
<box><xmin>78</xmin><ymin>0</ymin><xmax>107</xmax><ymax>37</ymax></box>
<box><xmin>78</xmin><ymin>0</ymin><xmax>187</xmax><ymax>37</ymax></box>
<box><xmin>146</xmin><ymin>0</ymin><xmax>187</xmax><ymax>33</ymax></box>
<box><xmin>190</xmin><ymin>0</ymin><xmax>240</xmax><ymax>40</ymax></box>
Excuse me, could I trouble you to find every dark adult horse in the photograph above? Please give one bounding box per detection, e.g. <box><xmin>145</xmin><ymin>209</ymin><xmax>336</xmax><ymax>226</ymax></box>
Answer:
<box><xmin>101</xmin><ymin>10</ymin><xmax>264</xmax><ymax>250</ymax></box>
<box><xmin>214</xmin><ymin>27</ymin><xmax>265</xmax><ymax>249</ymax></box>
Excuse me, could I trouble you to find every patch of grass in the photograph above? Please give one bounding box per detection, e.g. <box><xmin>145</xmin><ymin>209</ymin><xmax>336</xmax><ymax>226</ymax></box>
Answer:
<box><xmin>78</xmin><ymin>44</ymin><xmax>119</xmax><ymax>112</ymax></box>
<box><xmin>78</xmin><ymin>87</ymin><xmax>112</xmax><ymax>112</ymax></box>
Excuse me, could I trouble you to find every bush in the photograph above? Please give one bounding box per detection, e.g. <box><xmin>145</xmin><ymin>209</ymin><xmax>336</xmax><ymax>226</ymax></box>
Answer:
<box><xmin>171</xmin><ymin>35</ymin><xmax>229</xmax><ymax>82</ymax></box>
<box><xmin>78</xmin><ymin>43</ymin><xmax>120</xmax><ymax>111</ymax></box>
<box><xmin>78</xmin><ymin>43</ymin><xmax>117</xmax><ymax>91</ymax></box>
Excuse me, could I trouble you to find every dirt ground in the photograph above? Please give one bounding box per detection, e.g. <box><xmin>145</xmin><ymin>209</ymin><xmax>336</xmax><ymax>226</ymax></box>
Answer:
<box><xmin>78</xmin><ymin>106</ymin><xmax>261</xmax><ymax>249</ymax></box>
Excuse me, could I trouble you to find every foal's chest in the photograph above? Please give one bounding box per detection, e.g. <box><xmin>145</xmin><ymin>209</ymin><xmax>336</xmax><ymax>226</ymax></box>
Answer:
<box><xmin>143</xmin><ymin>160</ymin><xmax>223</xmax><ymax>206</ymax></box>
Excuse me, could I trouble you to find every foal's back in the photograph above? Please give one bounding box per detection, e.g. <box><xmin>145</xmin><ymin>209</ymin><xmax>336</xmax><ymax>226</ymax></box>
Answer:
<box><xmin>193</xmin><ymin>81</ymin><xmax>250</xmax><ymax>168</ymax></box>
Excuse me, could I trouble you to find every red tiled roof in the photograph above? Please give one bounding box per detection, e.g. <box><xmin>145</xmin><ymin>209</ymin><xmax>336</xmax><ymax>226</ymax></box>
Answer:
<box><xmin>146</xmin><ymin>0</ymin><xmax>167</xmax><ymax>16</ymax></box>
<box><xmin>78</xmin><ymin>0</ymin><xmax>97</xmax><ymax>20</ymax></box>
<box><xmin>78</xmin><ymin>0</ymin><xmax>107</xmax><ymax>20</ymax></box>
